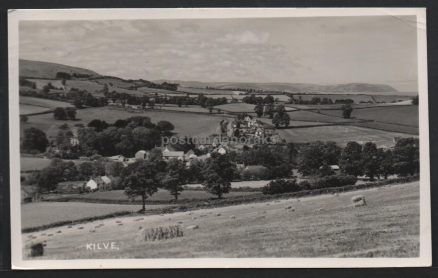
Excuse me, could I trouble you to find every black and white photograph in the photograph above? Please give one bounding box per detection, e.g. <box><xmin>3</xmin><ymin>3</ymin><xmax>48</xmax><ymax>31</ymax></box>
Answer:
<box><xmin>7</xmin><ymin>8</ymin><xmax>431</xmax><ymax>269</ymax></box>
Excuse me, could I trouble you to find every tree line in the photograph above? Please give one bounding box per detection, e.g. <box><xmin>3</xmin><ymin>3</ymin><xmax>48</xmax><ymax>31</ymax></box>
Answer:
<box><xmin>298</xmin><ymin>138</ymin><xmax>419</xmax><ymax>180</ymax></box>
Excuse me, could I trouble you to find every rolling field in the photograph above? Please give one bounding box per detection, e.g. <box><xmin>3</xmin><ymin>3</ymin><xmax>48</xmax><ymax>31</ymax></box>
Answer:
<box><xmin>20</xmin><ymin>96</ymin><xmax>73</xmax><ymax>109</ymax></box>
<box><xmin>178</xmin><ymin>86</ymin><xmax>237</xmax><ymax>95</ymax></box>
<box><xmin>322</xmin><ymin>105</ymin><xmax>419</xmax><ymax>127</ymax></box>
<box><xmin>19</xmin><ymin>104</ymin><xmax>49</xmax><ymax>115</ymax></box>
<box><xmin>19</xmin><ymin>96</ymin><xmax>73</xmax><ymax>116</ymax></box>
<box><xmin>287</xmin><ymin>110</ymin><xmax>358</xmax><ymax>123</ymax></box>
<box><xmin>353</xmin><ymin>121</ymin><xmax>419</xmax><ymax>135</ymax></box>
<box><xmin>277</xmin><ymin>125</ymin><xmax>416</xmax><ymax>147</ymax></box>
<box><xmin>215</xmin><ymin>103</ymin><xmax>296</xmax><ymax>113</ymax></box>
<box><xmin>23</xmin><ymin>181</ymin><xmax>419</xmax><ymax>259</ymax></box>
<box><xmin>21</xmin><ymin>106</ymin><xmax>229</xmax><ymax>138</ymax></box>
<box><xmin>20</xmin><ymin>157</ymin><xmax>84</xmax><ymax>172</ymax></box>
<box><xmin>292</xmin><ymin>94</ymin><xmax>375</xmax><ymax>103</ymax></box>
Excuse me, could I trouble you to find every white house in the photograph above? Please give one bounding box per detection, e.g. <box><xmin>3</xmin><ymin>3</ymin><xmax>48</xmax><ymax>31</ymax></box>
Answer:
<box><xmin>86</xmin><ymin>179</ymin><xmax>98</xmax><ymax>191</ymax></box>
<box><xmin>135</xmin><ymin>150</ymin><xmax>149</xmax><ymax>160</ymax></box>
<box><xmin>86</xmin><ymin>176</ymin><xmax>112</xmax><ymax>191</ymax></box>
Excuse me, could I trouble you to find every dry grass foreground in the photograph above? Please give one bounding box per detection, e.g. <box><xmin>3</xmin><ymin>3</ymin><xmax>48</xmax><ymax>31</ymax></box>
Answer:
<box><xmin>23</xmin><ymin>181</ymin><xmax>419</xmax><ymax>259</ymax></box>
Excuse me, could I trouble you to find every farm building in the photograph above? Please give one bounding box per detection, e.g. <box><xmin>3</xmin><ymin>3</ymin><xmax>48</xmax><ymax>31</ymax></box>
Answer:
<box><xmin>56</xmin><ymin>181</ymin><xmax>86</xmax><ymax>194</ymax></box>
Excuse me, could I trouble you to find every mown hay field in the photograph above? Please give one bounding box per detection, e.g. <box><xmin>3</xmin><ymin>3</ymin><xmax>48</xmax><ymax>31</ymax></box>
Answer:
<box><xmin>23</xmin><ymin>181</ymin><xmax>419</xmax><ymax>259</ymax></box>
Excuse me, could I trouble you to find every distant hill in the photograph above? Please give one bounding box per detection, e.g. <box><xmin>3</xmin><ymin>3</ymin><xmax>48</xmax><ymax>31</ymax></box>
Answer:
<box><xmin>156</xmin><ymin>80</ymin><xmax>399</xmax><ymax>94</ymax></box>
<box><xmin>20</xmin><ymin>59</ymin><xmax>99</xmax><ymax>79</ymax></box>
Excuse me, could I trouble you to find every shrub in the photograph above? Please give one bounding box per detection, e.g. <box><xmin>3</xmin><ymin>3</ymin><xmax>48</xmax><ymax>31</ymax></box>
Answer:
<box><xmin>310</xmin><ymin>174</ymin><xmax>357</xmax><ymax>189</ymax></box>
<box><xmin>262</xmin><ymin>179</ymin><xmax>300</xmax><ymax>195</ymax></box>
<box><xmin>298</xmin><ymin>180</ymin><xmax>311</xmax><ymax>190</ymax></box>
<box><xmin>26</xmin><ymin>242</ymin><xmax>44</xmax><ymax>257</ymax></box>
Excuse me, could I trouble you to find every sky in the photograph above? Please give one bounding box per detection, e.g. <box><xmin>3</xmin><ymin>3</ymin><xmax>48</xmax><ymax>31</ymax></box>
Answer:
<box><xmin>19</xmin><ymin>16</ymin><xmax>419</xmax><ymax>92</ymax></box>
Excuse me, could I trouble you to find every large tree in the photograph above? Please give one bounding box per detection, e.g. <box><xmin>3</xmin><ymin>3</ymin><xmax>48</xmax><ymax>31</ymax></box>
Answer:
<box><xmin>162</xmin><ymin>159</ymin><xmax>187</xmax><ymax>201</ymax></box>
<box><xmin>272</xmin><ymin>105</ymin><xmax>290</xmax><ymax>128</ymax></box>
<box><xmin>378</xmin><ymin>149</ymin><xmax>394</xmax><ymax>179</ymax></box>
<box><xmin>201</xmin><ymin>153</ymin><xmax>236</xmax><ymax>198</ymax></box>
<box><xmin>21</xmin><ymin>127</ymin><xmax>49</xmax><ymax>153</ymax></box>
<box><xmin>361</xmin><ymin>142</ymin><xmax>379</xmax><ymax>181</ymax></box>
<box><xmin>393</xmin><ymin>137</ymin><xmax>419</xmax><ymax>176</ymax></box>
<box><xmin>53</xmin><ymin>107</ymin><xmax>67</xmax><ymax>120</ymax></box>
<box><xmin>298</xmin><ymin>141</ymin><xmax>341</xmax><ymax>176</ymax></box>
<box><xmin>254</xmin><ymin>103</ymin><xmax>264</xmax><ymax>118</ymax></box>
<box><xmin>339</xmin><ymin>141</ymin><xmax>363</xmax><ymax>176</ymax></box>
<box><xmin>342</xmin><ymin>104</ymin><xmax>353</xmax><ymax>119</ymax></box>
<box><xmin>122</xmin><ymin>161</ymin><xmax>160</xmax><ymax>212</ymax></box>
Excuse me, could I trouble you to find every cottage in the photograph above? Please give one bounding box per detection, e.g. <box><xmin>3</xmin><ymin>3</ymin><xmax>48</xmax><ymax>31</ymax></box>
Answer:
<box><xmin>135</xmin><ymin>150</ymin><xmax>149</xmax><ymax>160</ymax></box>
<box><xmin>86</xmin><ymin>179</ymin><xmax>98</xmax><ymax>191</ymax></box>
<box><xmin>86</xmin><ymin>176</ymin><xmax>113</xmax><ymax>191</ymax></box>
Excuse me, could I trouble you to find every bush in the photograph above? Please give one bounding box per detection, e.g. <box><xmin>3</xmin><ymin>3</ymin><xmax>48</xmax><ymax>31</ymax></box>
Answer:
<box><xmin>298</xmin><ymin>180</ymin><xmax>311</xmax><ymax>190</ymax></box>
<box><xmin>310</xmin><ymin>174</ymin><xmax>357</xmax><ymax>189</ymax></box>
<box><xmin>262</xmin><ymin>179</ymin><xmax>300</xmax><ymax>195</ymax></box>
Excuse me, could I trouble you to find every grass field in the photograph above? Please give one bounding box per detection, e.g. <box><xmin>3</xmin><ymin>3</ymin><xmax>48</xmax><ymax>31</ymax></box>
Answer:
<box><xmin>20</xmin><ymin>157</ymin><xmax>84</xmax><ymax>172</ymax></box>
<box><xmin>19</xmin><ymin>104</ymin><xmax>50</xmax><ymax>115</ymax></box>
<box><xmin>22</xmin><ymin>106</ymin><xmax>229</xmax><ymax>138</ymax></box>
<box><xmin>23</xmin><ymin>181</ymin><xmax>419</xmax><ymax>258</ymax></box>
<box><xmin>322</xmin><ymin>105</ymin><xmax>419</xmax><ymax>127</ymax></box>
<box><xmin>178</xmin><ymin>86</ymin><xmax>237</xmax><ymax>95</ymax></box>
<box><xmin>353</xmin><ymin>121</ymin><xmax>419</xmax><ymax>135</ymax></box>
<box><xmin>19</xmin><ymin>96</ymin><xmax>73</xmax><ymax>116</ymax></box>
<box><xmin>287</xmin><ymin>110</ymin><xmax>358</xmax><ymax>123</ymax></box>
<box><xmin>277</xmin><ymin>125</ymin><xmax>416</xmax><ymax>147</ymax></box>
